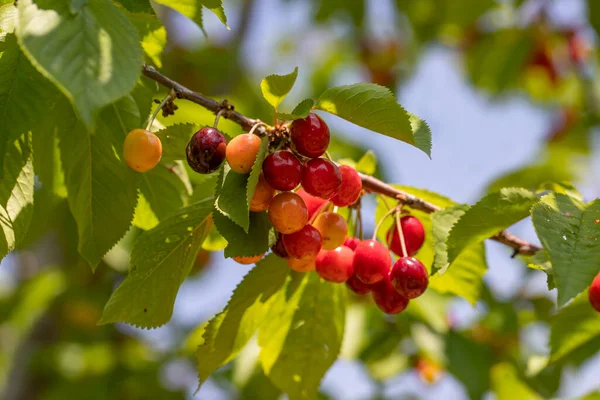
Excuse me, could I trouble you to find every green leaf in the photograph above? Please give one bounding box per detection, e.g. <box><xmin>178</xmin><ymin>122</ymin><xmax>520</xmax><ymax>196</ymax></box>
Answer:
<box><xmin>549</xmin><ymin>292</ymin><xmax>600</xmax><ymax>363</ymax></box>
<box><xmin>0</xmin><ymin>3</ymin><xmax>16</xmax><ymax>34</ymax></box>
<box><xmin>356</xmin><ymin>150</ymin><xmax>377</xmax><ymax>175</ymax></box>
<box><xmin>246</xmin><ymin>137</ymin><xmax>269</xmax><ymax>209</ymax></box>
<box><xmin>113</xmin><ymin>0</ymin><xmax>154</xmax><ymax>13</ymax></box>
<box><xmin>259</xmin><ymin>272</ymin><xmax>346</xmax><ymax>400</ymax></box>
<box><xmin>275</xmin><ymin>98</ymin><xmax>314</xmax><ymax>120</ymax></box>
<box><xmin>315</xmin><ymin>83</ymin><xmax>432</xmax><ymax>157</ymax></box>
<box><xmin>531</xmin><ymin>193</ymin><xmax>600</xmax><ymax>306</ymax></box>
<box><xmin>446</xmin><ymin>330</ymin><xmax>493</xmax><ymax>400</ymax></box>
<box><xmin>31</xmin><ymin>115</ymin><xmax>67</xmax><ymax>198</ymax></box>
<box><xmin>196</xmin><ymin>254</ymin><xmax>289</xmax><ymax>386</ymax></box>
<box><xmin>260</xmin><ymin>67</ymin><xmax>299</xmax><ymax>109</ymax></box>
<box><xmin>0</xmin><ymin>136</ymin><xmax>34</xmax><ymax>260</ymax></box>
<box><xmin>447</xmin><ymin>188</ymin><xmax>538</xmax><ymax>264</ymax></box>
<box><xmin>215</xmin><ymin>164</ymin><xmax>250</xmax><ymax>231</ymax></box>
<box><xmin>213</xmin><ymin>209</ymin><xmax>274</xmax><ymax>258</ymax></box>
<box><xmin>100</xmin><ymin>199</ymin><xmax>214</xmax><ymax>328</ymax></box>
<box><xmin>538</xmin><ymin>181</ymin><xmax>583</xmax><ymax>201</ymax></box>
<box><xmin>492</xmin><ymin>363</ymin><xmax>542</xmax><ymax>400</ymax></box>
<box><xmin>588</xmin><ymin>0</ymin><xmax>600</xmax><ymax>37</ymax></box>
<box><xmin>158</xmin><ymin>123</ymin><xmax>199</xmax><ymax>163</ymax></box>
<box><xmin>126</xmin><ymin>10</ymin><xmax>167</xmax><ymax>67</ymax></box>
<box><xmin>0</xmin><ymin>34</ymin><xmax>56</xmax><ymax>176</ymax></box>
<box><xmin>16</xmin><ymin>0</ymin><xmax>143</xmax><ymax>128</ymax></box>
<box><xmin>57</xmin><ymin>99</ymin><xmax>139</xmax><ymax>268</ymax></box>
<box><xmin>132</xmin><ymin>193</ymin><xmax>159</xmax><ymax>231</ymax></box>
<box><xmin>140</xmin><ymin>163</ymin><xmax>190</xmax><ymax>221</ymax></box>
<box><xmin>153</xmin><ymin>0</ymin><xmax>228</xmax><ymax>33</ymax></box>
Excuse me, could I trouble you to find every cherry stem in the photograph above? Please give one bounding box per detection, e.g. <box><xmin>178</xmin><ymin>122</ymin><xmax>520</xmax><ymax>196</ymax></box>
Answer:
<box><xmin>372</xmin><ymin>206</ymin><xmax>398</xmax><ymax>241</ymax></box>
<box><xmin>325</xmin><ymin>151</ymin><xmax>333</xmax><ymax>162</ymax></box>
<box><xmin>213</xmin><ymin>108</ymin><xmax>226</xmax><ymax>128</ymax></box>
<box><xmin>248</xmin><ymin>121</ymin><xmax>264</xmax><ymax>136</ymax></box>
<box><xmin>356</xmin><ymin>200</ymin><xmax>363</xmax><ymax>240</ymax></box>
<box><xmin>309</xmin><ymin>200</ymin><xmax>330</xmax><ymax>224</ymax></box>
<box><xmin>146</xmin><ymin>92</ymin><xmax>173</xmax><ymax>131</ymax></box>
<box><xmin>395</xmin><ymin>209</ymin><xmax>408</xmax><ymax>258</ymax></box>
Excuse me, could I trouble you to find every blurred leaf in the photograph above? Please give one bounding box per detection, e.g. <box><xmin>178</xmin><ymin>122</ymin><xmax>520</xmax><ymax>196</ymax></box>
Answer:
<box><xmin>153</xmin><ymin>0</ymin><xmax>228</xmax><ymax>33</ymax></box>
<box><xmin>113</xmin><ymin>0</ymin><xmax>154</xmax><ymax>13</ymax></box>
<box><xmin>157</xmin><ymin>123</ymin><xmax>199</xmax><ymax>163</ymax></box>
<box><xmin>259</xmin><ymin>272</ymin><xmax>346</xmax><ymax>400</ymax></box>
<box><xmin>240</xmin><ymin>366</ymin><xmax>282</xmax><ymax>400</ymax></box>
<box><xmin>99</xmin><ymin>199</ymin><xmax>213</xmax><ymax>328</ymax></box>
<box><xmin>315</xmin><ymin>83</ymin><xmax>432</xmax><ymax>157</ymax></box>
<box><xmin>537</xmin><ymin>181</ymin><xmax>583</xmax><ymax>201</ymax></box>
<box><xmin>356</xmin><ymin>150</ymin><xmax>377</xmax><ymax>175</ymax></box>
<box><xmin>588</xmin><ymin>0</ymin><xmax>600</xmax><ymax>37</ymax></box>
<box><xmin>196</xmin><ymin>255</ymin><xmax>289</xmax><ymax>386</ymax></box>
<box><xmin>132</xmin><ymin>193</ymin><xmax>159</xmax><ymax>230</ymax></box>
<box><xmin>492</xmin><ymin>363</ymin><xmax>542</xmax><ymax>400</ymax></box>
<box><xmin>140</xmin><ymin>163</ymin><xmax>190</xmax><ymax>221</ymax></box>
<box><xmin>213</xmin><ymin>210</ymin><xmax>274</xmax><ymax>258</ymax></box>
<box><xmin>487</xmin><ymin>163</ymin><xmax>573</xmax><ymax>195</ymax></box>
<box><xmin>202</xmin><ymin>223</ymin><xmax>227</xmax><ymax>251</ymax></box>
<box><xmin>260</xmin><ymin>67</ymin><xmax>299</xmax><ymax>109</ymax></box>
<box><xmin>526</xmin><ymin>250</ymin><xmax>555</xmax><ymax>290</ymax></box>
<box><xmin>447</xmin><ymin>188</ymin><xmax>538</xmax><ymax>264</ymax></box>
<box><xmin>276</xmin><ymin>98</ymin><xmax>314</xmax><ymax>120</ymax></box>
<box><xmin>0</xmin><ymin>4</ymin><xmax>17</xmax><ymax>34</ymax></box>
<box><xmin>531</xmin><ymin>193</ymin><xmax>600</xmax><ymax>306</ymax></box>
<box><xmin>126</xmin><ymin>11</ymin><xmax>167</xmax><ymax>67</ymax></box>
<box><xmin>446</xmin><ymin>330</ymin><xmax>493</xmax><ymax>400</ymax></box>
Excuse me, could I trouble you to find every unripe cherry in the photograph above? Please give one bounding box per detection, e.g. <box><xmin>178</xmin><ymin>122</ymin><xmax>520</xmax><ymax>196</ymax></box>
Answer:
<box><xmin>331</xmin><ymin>165</ymin><xmax>362</xmax><ymax>207</ymax></box>
<box><xmin>589</xmin><ymin>273</ymin><xmax>600</xmax><ymax>313</ymax></box>
<box><xmin>390</xmin><ymin>257</ymin><xmax>428</xmax><ymax>299</ymax></box>
<box><xmin>372</xmin><ymin>275</ymin><xmax>409</xmax><ymax>314</ymax></box>
<box><xmin>386</xmin><ymin>215</ymin><xmax>425</xmax><ymax>257</ymax></box>
<box><xmin>352</xmin><ymin>240</ymin><xmax>391</xmax><ymax>284</ymax></box>
<box><xmin>290</xmin><ymin>113</ymin><xmax>330</xmax><ymax>158</ymax></box>
<box><xmin>226</xmin><ymin>133</ymin><xmax>262</xmax><ymax>174</ymax></box>
<box><xmin>283</xmin><ymin>224</ymin><xmax>322</xmax><ymax>260</ymax></box>
<box><xmin>268</xmin><ymin>192</ymin><xmax>308</xmax><ymax>234</ymax></box>
<box><xmin>233</xmin><ymin>253</ymin><xmax>264</xmax><ymax>265</ymax></box>
<box><xmin>262</xmin><ymin>150</ymin><xmax>303</xmax><ymax>191</ymax></box>
<box><xmin>315</xmin><ymin>246</ymin><xmax>354</xmax><ymax>283</ymax></box>
<box><xmin>312</xmin><ymin>212</ymin><xmax>348</xmax><ymax>250</ymax></box>
<box><xmin>123</xmin><ymin>129</ymin><xmax>162</xmax><ymax>172</ymax></box>
<box><xmin>250</xmin><ymin>173</ymin><xmax>275</xmax><ymax>212</ymax></box>
<box><xmin>301</xmin><ymin>158</ymin><xmax>342</xmax><ymax>199</ymax></box>
<box><xmin>186</xmin><ymin>127</ymin><xmax>227</xmax><ymax>174</ymax></box>
<box><xmin>287</xmin><ymin>257</ymin><xmax>316</xmax><ymax>272</ymax></box>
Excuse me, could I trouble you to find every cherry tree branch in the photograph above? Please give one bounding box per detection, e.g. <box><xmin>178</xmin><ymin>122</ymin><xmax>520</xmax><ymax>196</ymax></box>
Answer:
<box><xmin>141</xmin><ymin>64</ymin><xmax>542</xmax><ymax>256</ymax></box>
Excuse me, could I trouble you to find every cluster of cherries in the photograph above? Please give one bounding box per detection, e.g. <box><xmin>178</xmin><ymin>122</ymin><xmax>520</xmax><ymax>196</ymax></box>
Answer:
<box><xmin>183</xmin><ymin>112</ymin><xmax>430</xmax><ymax>314</ymax></box>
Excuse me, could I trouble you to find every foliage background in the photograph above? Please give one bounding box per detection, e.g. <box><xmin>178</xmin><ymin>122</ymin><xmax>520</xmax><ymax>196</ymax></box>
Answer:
<box><xmin>1</xmin><ymin>0</ymin><xmax>599</xmax><ymax>399</ymax></box>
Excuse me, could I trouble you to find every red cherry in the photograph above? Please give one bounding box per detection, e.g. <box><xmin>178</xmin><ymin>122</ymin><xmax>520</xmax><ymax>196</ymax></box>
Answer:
<box><xmin>331</xmin><ymin>165</ymin><xmax>362</xmax><ymax>207</ymax></box>
<box><xmin>283</xmin><ymin>225</ymin><xmax>322</xmax><ymax>260</ymax></box>
<box><xmin>390</xmin><ymin>257</ymin><xmax>428</xmax><ymax>299</ymax></box>
<box><xmin>186</xmin><ymin>127</ymin><xmax>227</xmax><ymax>174</ymax></box>
<box><xmin>301</xmin><ymin>158</ymin><xmax>342</xmax><ymax>199</ymax></box>
<box><xmin>296</xmin><ymin>187</ymin><xmax>328</xmax><ymax>219</ymax></box>
<box><xmin>346</xmin><ymin>273</ymin><xmax>372</xmax><ymax>295</ymax></box>
<box><xmin>344</xmin><ymin>237</ymin><xmax>360</xmax><ymax>251</ymax></box>
<box><xmin>262</xmin><ymin>150</ymin><xmax>303</xmax><ymax>191</ymax></box>
<box><xmin>315</xmin><ymin>246</ymin><xmax>354</xmax><ymax>283</ymax></box>
<box><xmin>372</xmin><ymin>275</ymin><xmax>409</xmax><ymax>314</ymax></box>
<box><xmin>352</xmin><ymin>240</ymin><xmax>391</xmax><ymax>284</ymax></box>
<box><xmin>271</xmin><ymin>234</ymin><xmax>289</xmax><ymax>258</ymax></box>
<box><xmin>290</xmin><ymin>113</ymin><xmax>330</xmax><ymax>158</ymax></box>
<box><xmin>589</xmin><ymin>273</ymin><xmax>600</xmax><ymax>313</ymax></box>
<box><xmin>386</xmin><ymin>216</ymin><xmax>425</xmax><ymax>257</ymax></box>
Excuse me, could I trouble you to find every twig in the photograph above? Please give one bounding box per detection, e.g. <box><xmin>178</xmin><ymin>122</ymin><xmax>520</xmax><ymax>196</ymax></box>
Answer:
<box><xmin>140</xmin><ymin>65</ymin><xmax>542</xmax><ymax>256</ymax></box>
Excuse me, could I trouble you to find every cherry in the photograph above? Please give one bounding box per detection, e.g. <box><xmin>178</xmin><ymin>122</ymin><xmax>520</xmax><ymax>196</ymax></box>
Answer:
<box><xmin>313</xmin><ymin>212</ymin><xmax>348</xmax><ymax>250</ymax></box>
<box><xmin>283</xmin><ymin>224</ymin><xmax>322</xmax><ymax>260</ymax></box>
<box><xmin>301</xmin><ymin>158</ymin><xmax>342</xmax><ymax>199</ymax></box>
<box><xmin>386</xmin><ymin>215</ymin><xmax>425</xmax><ymax>257</ymax></box>
<box><xmin>250</xmin><ymin>173</ymin><xmax>275</xmax><ymax>212</ymax></box>
<box><xmin>268</xmin><ymin>192</ymin><xmax>308</xmax><ymax>234</ymax></box>
<box><xmin>123</xmin><ymin>129</ymin><xmax>162</xmax><ymax>172</ymax></box>
<box><xmin>372</xmin><ymin>275</ymin><xmax>409</xmax><ymax>314</ymax></box>
<box><xmin>390</xmin><ymin>257</ymin><xmax>428</xmax><ymax>299</ymax></box>
<box><xmin>589</xmin><ymin>273</ymin><xmax>600</xmax><ymax>313</ymax></box>
<box><xmin>315</xmin><ymin>246</ymin><xmax>354</xmax><ymax>283</ymax></box>
<box><xmin>271</xmin><ymin>233</ymin><xmax>289</xmax><ymax>258</ymax></box>
<box><xmin>262</xmin><ymin>150</ymin><xmax>302</xmax><ymax>191</ymax></box>
<box><xmin>290</xmin><ymin>113</ymin><xmax>330</xmax><ymax>158</ymax></box>
<box><xmin>343</xmin><ymin>237</ymin><xmax>360</xmax><ymax>251</ymax></box>
<box><xmin>287</xmin><ymin>257</ymin><xmax>316</xmax><ymax>272</ymax></box>
<box><xmin>186</xmin><ymin>127</ymin><xmax>227</xmax><ymax>174</ymax></box>
<box><xmin>352</xmin><ymin>240</ymin><xmax>391</xmax><ymax>284</ymax></box>
<box><xmin>226</xmin><ymin>133</ymin><xmax>262</xmax><ymax>174</ymax></box>
<box><xmin>331</xmin><ymin>165</ymin><xmax>362</xmax><ymax>207</ymax></box>
<box><xmin>346</xmin><ymin>274</ymin><xmax>372</xmax><ymax>295</ymax></box>
<box><xmin>296</xmin><ymin>187</ymin><xmax>327</xmax><ymax>219</ymax></box>
<box><xmin>233</xmin><ymin>253</ymin><xmax>264</xmax><ymax>265</ymax></box>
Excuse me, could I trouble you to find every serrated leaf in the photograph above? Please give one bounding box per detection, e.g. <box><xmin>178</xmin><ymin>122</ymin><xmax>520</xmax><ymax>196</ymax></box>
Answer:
<box><xmin>492</xmin><ymin>363</ymin><xmax>542</xmax><ymax>400</ymax></box>
<box><xmin>0</xmin><ymin>34</ymin><xmax>56</xmax><ymax>176</ymax></box>
<box><xmin>158</xmin><ymin>123</ymin><xmax>199</xmax><ymax>163</ymax></box>
<box><xmin>0</xmin><ymin>136</ymin><xmax>34</xmax><ymax>260</ymax></box>
<box><xmin>259</xmin><ymin>272</ymin><xmax>346</xmax><ymax>400</ymax></box>
<box><xmin>126</xmin><ymin>10</ymin><xmax>166</xmax><ymax>67</ymax></box>
<box><xmin>246</xmin><ymin>137</ymin><xmax>269</xmax><ymax>208</ymax></box>
<box><xmin>447</xmin><ymin>188</ymin><xmax>538</xmax><ymax>264</ymax></box>
<box><xmin>215</xmin><ymin>164</ymin><xmax>250</xmax><ymax>231</ymax></box>
<box><xmin>549</xmin><ymin>292</ymin><xmax>600</xmax><ymax>363</ymax></box>
<box><xmin>16</xmin><ymin>0</ymin><xmax>143</xmax><ymax>128</ymax></box>
<box><xmin>531</xmin><ymin>193</ymin><xmax>600</xmax><ymax>306</ymax></box>
<box><xmin>537</xmin><ymin>181</ymin><xmax>583</xmax><ymax>201</ymax></box>
<box><xmin>57</xmin><ymin>99</ymin><xmax>139</xmax><ymax>269</ymax></box>
<box><xmin>132</xmin><ymin>193</ymin><xmax>159</xmax><ymax>231</ymax></box>
<box><xmin>275</xmin><ymin>98</ymin><xmax>314</xmax><ymax>120</ymax></box>
<box><xmin>140</xmin><ymin>163</ymin><xmax>190</xmax><ymax>221</ymax></box>
<box><xmin>196</xmin><ymin>254</ymin><xmax>289</xmax><ymax>386</ymax></box>
<box><xmin>100</xmin><ymin>199</ymin><xmax>213</xmax><ymax>328</ymax></box>
<box><xmin>213</xmin><ymin>209</ymin><xmax>273</xmax><ymax>258</ymax></box>
<box><xmin>153</xmin><ymin>0</ymin><xmax>228</xmax><ymax>34</ymax></box>
<box><xmin>260</xmin><ymin>67</ymin><xmax>299</xmax><ymax>109</ymax></box>
<box><xmin>315</xmin><ymin>83</ymin><xmax>431</xmax><ymax>157</ymax></box>
<box><xmin>356</xmin><ymin>150</ymin><xmax>377</xmax><ymax>175</ymax></box>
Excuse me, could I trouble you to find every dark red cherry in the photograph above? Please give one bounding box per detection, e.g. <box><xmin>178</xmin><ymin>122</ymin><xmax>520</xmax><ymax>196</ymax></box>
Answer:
<box><xmin>589</xmin><ymin>273</ymin><xmax>600</xmax><ymax>313</ymax></box>
<box><xmin>346</xmin><ymin>273</ymin><xmax>372</xmax><ymax>295</ymax></box>
<box><xmin>315</xmin><ymin>246</ymin><xmax>354</xmax><ymax>283</ymax></box>
<box><xmin>331</xmin><ymin>165</ymin><xmax>362</xmax><ymax>207</ymax></box>
<box><xmin>262</xmin><ymin>150</ymin><xmax>303</xmax><ymax>191</ymax></box>
<box><xmin>186</xmin><ymin>127</ymin><xmax>227</xmax><ymax>174</ymax></box>
<box><xmin>344</xmin><ymin>237</ymin><xmax>360</xmax><ymax>251</ymax></box>
<box><xmin>352</xmin><ymin>240</ymin><xmax>391</xmax><ymax>284</ymax></box>
<box><xmin>390</xmin><ymin>257</ymin><xmax>428</xmax><ymax>299</ymax></box>
<box><xmin>271</xmin><ymin>233</ymin><xmax>289</xmax><ymax>258</ymax></box>
<box><xmin>301</xmin><ymin>158</ymin><xmax>341</xmax><ymax>199</ymax></box>
<box><xmin>386</xmin><ymin>215</ymin><xmax>425</xmax><ymax>257</ymax></box>
<box><xmin>296</xmin><ymin>187</ymin><xmax>328</xmax><ymax>219</ymax></box>
<box><xmin>282</xmin><ymin>224</ymin><xmax>322</xmax><ymax>260</ymax></box>
<box><xmin>372</xmin><ymin>275</ymin><xmax>409</xmax><ymax>314</ymax></box>
<box><xmin>290</xmin><ymin>113</ymin><xmax>330</xmax><ymax>158</ymax></box>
